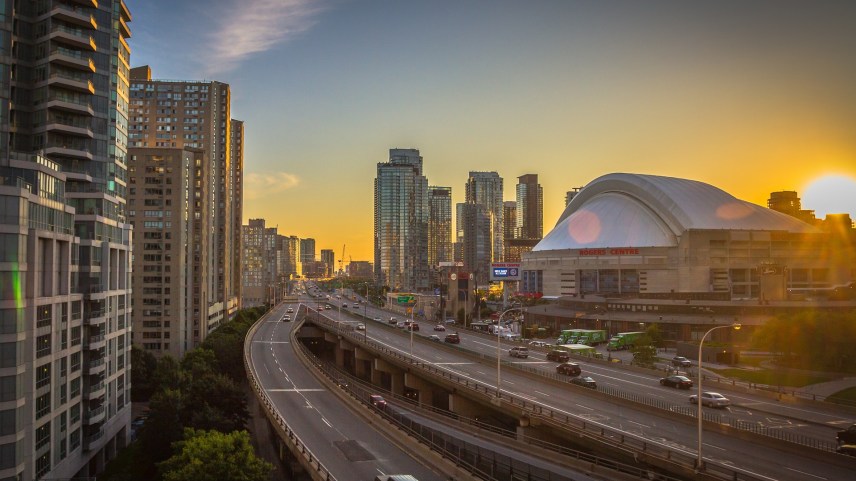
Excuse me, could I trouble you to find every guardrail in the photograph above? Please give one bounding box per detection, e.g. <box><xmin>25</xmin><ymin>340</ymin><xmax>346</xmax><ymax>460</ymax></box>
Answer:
<box><xmin>243</xmin><ymin>306</ymin><xmax>338</xmax><ymax>481</ymax></box>
<box><xmin>306</xmin><ymin>312</ymin><xmax>784</xmax><ymax>481</ymax></box>
<box><xmin>302</xmin><ymin>340</ymin><xmax>687</xmax><ymax>481</ymax></box>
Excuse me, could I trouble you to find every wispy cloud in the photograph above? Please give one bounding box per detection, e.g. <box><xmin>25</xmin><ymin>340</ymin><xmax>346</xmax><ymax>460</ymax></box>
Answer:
<box><xmin>244</xmin><ymin>172</ymin><xmax>301</xmax><ymax>200</ymax></box>
<box><xmin>204</xmin><ymin>0</ymin><xmax>326</xmax><ymax>75</ymax></box>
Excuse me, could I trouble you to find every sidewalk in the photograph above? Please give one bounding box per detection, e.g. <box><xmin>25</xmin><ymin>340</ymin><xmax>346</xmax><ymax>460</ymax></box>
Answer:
<box><xmin>798</xmin><ymin>377</ymin><xmax>856</xmax><ymax>398</ymax></box>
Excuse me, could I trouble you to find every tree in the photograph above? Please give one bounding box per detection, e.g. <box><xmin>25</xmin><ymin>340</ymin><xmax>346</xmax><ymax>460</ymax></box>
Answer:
<box><xmin>645</xmin><ymin>323</ymin><xmax>664</xmax><ymax>348</ymax></box>
<box><xmin>180</xmin><ymin>348</ymin><xmax>218</xmax><ymax>378</ymax></box>
<box><xmin>159</xmin><ymin>429</ymin><xmax>272</xmax><ymax>481</ymax></box>
<box><xmin>630</xmin><ymin>334</ymin><xmax>656</xmax><ymax>368</ymax></box>
<box><xmin>131</xmin><ymin>346</ymin><xmax>158</xmax><ymax>401</ymax></box>
<box><xmin>182</xmin><ymin>372</ymin><xmax>249</xmax><ymax>432</ymax></box>
<box><xmin>138</xmin><ymin>388</ymin><xmax>185</xmax><ymax>467</ymax></box>
<box><xmin>153</xmin><ymin>355</ymin><xmax>185</xmax><ymax>392</ymax></box>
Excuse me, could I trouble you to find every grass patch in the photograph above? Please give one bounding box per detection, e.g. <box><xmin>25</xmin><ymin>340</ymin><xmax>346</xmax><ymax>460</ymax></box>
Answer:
<box><xmin>827</xmin><ymin>387</ymin><xmax>856</xmax><ymax>407</ymax></box>
<box><xmin>708</xmin><ymin>368</ymin><xmax>835</xmax><ymax>387</ymax></box>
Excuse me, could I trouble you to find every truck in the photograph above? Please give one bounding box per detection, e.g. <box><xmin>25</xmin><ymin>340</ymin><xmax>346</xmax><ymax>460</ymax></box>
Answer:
<box><xmin>556</xmin><ymin>329</ymin><xmax>586</xmax><ymax>345</ymax></box>
<box><xmin>575</xmin><ymin>329</ymin><xmax>608</xmax><ymax>346</ymax></box>
<box><xmin>560</xmin><ymin>344</ymin><xmax>603</xmax><ymax>359</ymax></box>
<box><xmin>607</xmin><ymin>331</ymin><xmax>645</xmax><ymax>351</ymax></box>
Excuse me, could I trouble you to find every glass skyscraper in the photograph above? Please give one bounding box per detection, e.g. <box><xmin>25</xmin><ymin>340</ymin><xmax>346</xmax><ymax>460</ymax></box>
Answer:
<box><xmin>374</xmin><ymin>149</ymin><xmax>429</xmax><ymax>291</ymax></box>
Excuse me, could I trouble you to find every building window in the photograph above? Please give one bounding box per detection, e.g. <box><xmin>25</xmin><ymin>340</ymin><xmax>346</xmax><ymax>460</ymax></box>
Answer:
<box><xmin>36</xmin><ymin>393</ymin><xmax>50</xmax><ymax>419</ymax></box>
<box><xmin>35</xmin><ymin>422</ymin><xmax>51</xmax><ymax>451</ymax></box>
<box><xmin>36</xmin><ymin>335</ymin><xmax>51</xmax><ymax>358</ymax></box>
<box><xmin>35</xmin><ymin>364</ymin><xmax>50</xmax><ymax>389</ymax></box>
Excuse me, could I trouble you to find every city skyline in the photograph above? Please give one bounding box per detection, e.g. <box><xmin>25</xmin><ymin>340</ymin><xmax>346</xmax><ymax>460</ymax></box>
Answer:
<box><xmin>128</xmin><ymin>0</ymin><xmax>856</xmax><ymax>262</ymax></box>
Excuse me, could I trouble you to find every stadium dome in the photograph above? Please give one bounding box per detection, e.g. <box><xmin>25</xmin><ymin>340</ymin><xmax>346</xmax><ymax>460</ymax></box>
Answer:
<box><xmin>534</xmin><ymin>173</ymin><xmax>817</xmax><ymax>251</ymax></box>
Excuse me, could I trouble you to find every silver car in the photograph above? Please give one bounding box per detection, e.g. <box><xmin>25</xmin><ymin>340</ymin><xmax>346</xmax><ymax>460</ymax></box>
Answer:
<box><xmin>689</xmin><ymin>391</ymin><xmax>730</xmax><ymax>408</ymax></box>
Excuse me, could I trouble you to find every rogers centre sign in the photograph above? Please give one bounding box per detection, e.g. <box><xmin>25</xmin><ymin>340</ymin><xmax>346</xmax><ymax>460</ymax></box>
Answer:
<box><xmin>579</xmin><ymin>248</ymin><xmax>640</xmax><ymax>256</ymax></box>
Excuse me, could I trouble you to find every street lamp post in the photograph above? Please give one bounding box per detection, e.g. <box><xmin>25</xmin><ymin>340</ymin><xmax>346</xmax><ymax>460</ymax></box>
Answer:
<box><xmin>696</xmin><ymin>322</ymin><xmax>741</xmax><ymax>470</ymax></box>
<box><xmin>496</xmin><ymin>306</ymin><xmax>525</xmax><ymax>398</ymax></box>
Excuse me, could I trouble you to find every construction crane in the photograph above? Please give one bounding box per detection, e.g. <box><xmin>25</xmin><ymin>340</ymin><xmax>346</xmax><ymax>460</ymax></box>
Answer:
<box><xmin>338</xmin><ymin>244</ymin><xmax>346</xmax><ymax>275</ymax></box>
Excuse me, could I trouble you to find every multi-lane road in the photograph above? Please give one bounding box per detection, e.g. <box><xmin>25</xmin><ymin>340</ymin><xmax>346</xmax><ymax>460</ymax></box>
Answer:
<box><xmin>305</xmin><ymin>290</ymin><xmax>856</xmax><ymax>481</ymax></box>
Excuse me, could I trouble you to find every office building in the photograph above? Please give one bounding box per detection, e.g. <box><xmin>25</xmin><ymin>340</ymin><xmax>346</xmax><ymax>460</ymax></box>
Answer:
<box><xmin>428</xmin><ymin>186</ymin><xmax>453</xmax><ymax>268</ymax></box>
<box><xmin>0</xmin><ymin>1</ymin><xmax>134</xmax><ymax>479</ymax></box>
<box><xmin>128</xmin><ymin>147</ymin><xmax>206</xmax><ymax>358</ymax></box>
<box><xmin>506</xmin><ymin>174</ymin><xmax>543</xmax><ymax>262</ymax></box>
<box><xmin>465</xmin><ymin>171</ymin><xmax>504</xmax><ymax>262</ymax></box>
<box><xmin>374</xmin><ymin>148</ymin><xmax>429</xmax><ymax>291</ymax></box>
<box><xmin>128</xmin><ymin>66</ymin><xmax>242</xmax><ymax>341</ymax></box>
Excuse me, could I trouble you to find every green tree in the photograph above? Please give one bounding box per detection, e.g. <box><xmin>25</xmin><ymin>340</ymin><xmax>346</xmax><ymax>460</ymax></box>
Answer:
<box><xmin>752</xmin><ymin>310</ymin><xmax>856</xmax><ymax>372</ymax></box>
<box><xmin>138</xmin><ymin>388</ymin><xmax>185</xmax><ymax>467</ymax></box>
<box><xmin>158</xmin><ymin>429</ymin><xmax>272</xmax><ymax>481</ymax></box>
<box><xmin>645</xmin><ymin>324</ymin><xmax>664</xmax><ymax>348</ymax></box>
<box><xmin>183</xmin><ymin>372</ymin><xmax>248</xmax><ymax>432</ymax></box>
<box><xmin>180</xmin><ymin>348</ymin><xmax>218</xmax><ymax>378</ymax></box>
<box><xmin>131</xmin><ymin>346</ymin><xmax>158</xmax><ymax>401</ymax></box>
<box><xmin>630</xmin><ymin>334</ymin><xmax>657</xmax><ymax>368</ymax></box>
<box><xmin>153</xmin><ymin>355</ymin><xmax>185</xmax><ymax>392</ymax></box>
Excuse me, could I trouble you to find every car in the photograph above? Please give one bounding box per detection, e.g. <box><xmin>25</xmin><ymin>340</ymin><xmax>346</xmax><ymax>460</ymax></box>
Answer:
<box><xmin>689</xmin><ymin>391</ymin><xmax>730</xmax><ymax>408</ymax></box>
<box><xmin>389</xmin><ymin>317</ymin><xmax>397</xmax><ymax>324</ymax></box>
<box><xmin>660</xmin><ymin>375</ymin><xmax>693</xmax><ymax>389</ymax></box>
<box><xmin>325</xmin><ymin>305</ymin><xmax>332</xmax><ymax>310</ymax></box>
<box><xmin>556</xmin><ymin>362</ymin><xmax>581</xmax><ymax>376</ymax></box>
<box><xmin>406</xmin><ymin>323</ymin><xmax>419</xmax><ymax>331</ymax></box>
<box><xmin>281</xmin><ymin>315</ymin><xmax>291</xmax><ymax>322</ymax></box>
<box><xmin>672</xmin><ymin>356</ymin><xmax>692</xmax><ymax>367</ymax></box>
<box><xmin>373</xmin><ymin>316</ymin><xmax>382</xmax><ymax>322</ymax></box>
<box><xmin>342</xmin><ymin>303</ymin><xmax>348</xmax><ymax>308</ymax></box>
<box><xmin>356</xmin><ymin>323</ymin><xmax>365</xmax><ymax>331</ymax></box>
<box><xmin>529</xmin><ymin>340</ymin><xmax>548</xmax><ymax>347</ymax></box>
<box><xmin>509</xmin><ymin>346</ymin><xmax>529</xmax><ymax>358</ymax></box>
<box><xmin>837</xmin><ymin>424</ymin><xmax>856</xmax><ymax>445</ymax></box>
<box><xmin>396</xmin><ymin>321</ymin><xmax>406</xmax><ymax>328</ymax></box>
<box><xmin>353</xmin><ymin>304</ymin><xmax>360</xmax><ymax>309</ymax></box>
<box><xmin>444</xmin><ymin>333</ymin><xmax>461</xmax><ymax>344</ymax></box>
<box><xmin>837</xmin><ymin>444</ymin><xmax>856</xmax><ymax>457</ymax></box>
<box><xmin>369</xmin><ymin>395</ymin><xmax>387</xmax><ymax>409</ymax></box>
<box><xmin>570</xmin><ymin>376</ymin><xmax>597</xmax><ymax>389</ymax></box>
<box><xmin>429</xmin><ymin>335</ymin><xmax>441</xmax><ymax>342</ymax></box>
<box><xmin>546</xmin><ymin>349</ymin><xmax>570</xmax><ymax>362</ymax></box>
<box><xmin>286</xmin><ymin>307</ymin><xmax>294</xmax><ymax>313</ymax></box>
<box><xmin>433</xmin><ymin>324</ymin><xmax>446</xmax><ymax>331</ymax></box>
<box><xmin>445</xmin><ymin>318</ymin><xmax>457</xmax><ymax>324</ymax></box>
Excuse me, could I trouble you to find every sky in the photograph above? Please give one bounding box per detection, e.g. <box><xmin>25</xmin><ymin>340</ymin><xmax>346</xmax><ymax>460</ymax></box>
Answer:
<box><xmin>126</xmin><ymin>0</ymin><xmax>856</xmax><ymax>263</ymax></box>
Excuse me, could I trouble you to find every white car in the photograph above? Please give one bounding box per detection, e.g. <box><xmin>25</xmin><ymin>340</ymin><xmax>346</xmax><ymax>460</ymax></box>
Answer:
<box><xmin>373</xmin><ymin>317</ymin><xmax>382</xmax><ymax>322</ymax></box>
<box><xmin>689</xmin><ymin>392</ymin><xmax>731</xmax><ymax>408</ymax></box>
<box><xmin>286</xmin><ymin>307</ymin><xmax>294</xmax><ymax>313</ymax></box>
<box><xmin>529</xmin><ymin>340</ymin><xmax>549</xmax><ymax>347</ymax></box>
<box><xmin>356</xmin><ymin>323</ymin><xmax>365</xmax><ymax>331</ymax></box>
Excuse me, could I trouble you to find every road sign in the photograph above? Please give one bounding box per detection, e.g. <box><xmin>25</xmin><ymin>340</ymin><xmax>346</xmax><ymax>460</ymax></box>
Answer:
<box><xmin>397</xmin><ymin>295</ymin><xmax>416</xmax><ymax>305</ymax></box>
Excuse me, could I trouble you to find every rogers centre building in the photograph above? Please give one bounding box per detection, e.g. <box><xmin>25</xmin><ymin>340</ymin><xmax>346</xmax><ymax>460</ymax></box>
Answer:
<box><xmin>521</xmin><ymin>173</ymin><xmax>854</xmax><ymax>302</ymax></box>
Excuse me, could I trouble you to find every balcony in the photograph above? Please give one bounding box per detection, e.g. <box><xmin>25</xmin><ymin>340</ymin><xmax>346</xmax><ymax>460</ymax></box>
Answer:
<box><xmin>49</xmin><ymin>3</ymin><xmax>97</xmax><ymax>30</ymax></box>
<box><xmin>47</xmin><ymin>25</ymin><xmax>97</xmax><ymax>51</ymax></box>
<box><xmin>41</xmin><ymin>121</ymin><xmax>94</xmax><ymax>138</ymax></box>
<box><xmin>83</xmin><ymin>428</ymin><xmax>104</xmax><ymax>451</ymax></box>
<box><xmin>68</xmin><ymin>0</ymin><xmax>99</xmax><ymax>10</ymax></box>
<box><xmin>84</xmin><ymin>381</ymin><xmax>106</xmax><ymax>400</ymax></box>
<box><xmin>119</xmin><ymin>16</ymin><xmax>131</xmax><ymax>38</ymax></box>
<box><xmin>44</xmin><ymin>144</ymin><xmax>93</xmax><ymax>161</ymax></box>
<box><xmin>85</xmin><ymin>334</ymin><xmax>106</xmax><ymax>350</ymax></box>
<box><xmin>84</xmin><ymin>308</ymin><xmax>108</xmax><ymax>326</ymax></box>
<box><xmin>87</xmin><ymin>357</ymin><xmax>106</xmax><ymax>374</ymax></box>
<box><xmin>44</xmin><ymin>95</ymin><xmax>94</xmax><ymax>116</ymax></box>
<box><xmin>83</xmin><ymin>405</ymin><xmax>106</xmax><ymax>425</ymax></box>
<box><xmin>48</xmin><ymin>47</ymin><xmax>96</xmax><ymax>72</ymax></box>
<box><xmin>47</xmin><ymin>72</ymin><xmax>95</xmax><ymax>94</ymax></box>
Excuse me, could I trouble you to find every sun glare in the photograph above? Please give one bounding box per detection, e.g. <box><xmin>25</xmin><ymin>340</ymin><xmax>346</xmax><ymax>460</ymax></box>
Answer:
<box><xmin>802</xmin><ymin>174</ymin><xmax>856</xmax><ymax>218</ymax></box>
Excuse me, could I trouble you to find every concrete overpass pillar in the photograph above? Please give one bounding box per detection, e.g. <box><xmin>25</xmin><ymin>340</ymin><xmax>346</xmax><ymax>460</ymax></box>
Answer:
<box><xmin>404</xmin><ymin>373</ymin><xmax>434</xmax><ymax>407</ymax></box>
<box><xmin>449</xmin><ymin>392</ymin><xmax>481</xmax><ymax>419</ymax></box>
<box><xmin>354</xmin><ymin>347</ymin><xmax>372</xmax><ymax>378</ymax></box>
<box><xmin>372</xmin><ymin>358</ymin><xmax>404</xmax><ymax>394</ymax></box>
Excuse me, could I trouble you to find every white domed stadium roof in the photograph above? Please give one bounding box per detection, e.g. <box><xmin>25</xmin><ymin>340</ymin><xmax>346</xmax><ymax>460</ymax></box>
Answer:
<box><xmin>534</xmin><ymin>173</ymin><xmax>817</xmax><ymax>252</ymax></box>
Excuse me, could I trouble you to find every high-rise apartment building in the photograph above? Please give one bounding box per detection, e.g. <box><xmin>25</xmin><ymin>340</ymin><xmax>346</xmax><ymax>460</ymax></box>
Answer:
<box><xmin>128</xmin><ymin>147</ymin><xmax>205</xmax><ymax>357</ymax></box>
<box><xmin>565</xmin><ymin>187</ymin><xmax>583</xmax><ymax>207</ymax></box>
<box><xmin>374</xmin><ymin>148</ymin><xmax>429</xmax><ymax>291</ymax></box>
<box><xmin>299</xmin><ymin>238</ymin><xmax>316</xmax><ymax>276</ymax></box>
<box><xmin>768</xmin><ymin>191</ymin><xmax>817</xmax><ymax>225</ymax></box>
<box><xmin>465</xmin><ymin>172</ymin><xmax>504</xmax><ymax>262</ymax></box>
<box><xmin>230</xmin><ymin>120</ymin><xmax>244</xmax><ymax>305</ymax></box>
<box><xmin>503</xmin><ymin>200</ymin><xmax>517</xmax><ymax>258</ymax></box>
<box><xmin>320</xmin><ymin>249</ymin><xmax>335</xmax><ymax>277</ymax></box>
<box><xmin>282</xmin><ymin>235</ymin><xmax>300</xmax><ymax>279</ymax></box>
<box><xmin>506</xmin><ymin>174</ymin><xmax>543</xmax><ymax>262</ymax></box>
<box><xmin>0</xmin><ymin>1</ymin><xmax>134</xmax><ymax>479</ymax></box>
<box><xmin>460</xmin><ymin>203</ymin><xmax>493</xmax><ymax>286</ymax></box>
<box><xmin>128</xmin><ymin>67</ymin><xmax>243</xmax><ymax>345</ymax></box>
<box><xmin>241</xmin><ymin>219</ymin><xmax>279</xmax><ymax>307</ymax></box>
<box><xmin>428</xmin><ymin>186</ymin><xmax>453</xmax><ymax>268</ymax></box>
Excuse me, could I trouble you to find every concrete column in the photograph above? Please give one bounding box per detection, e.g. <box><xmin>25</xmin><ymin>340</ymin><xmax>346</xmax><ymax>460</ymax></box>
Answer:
<box><xmin>404</xmin><ymin>373</ymin><xmax>433</xmax><ymax>407</ymax></box>
<box><xmin>354</xmin><ymin>347</ymin><xmax>372</xmax><ymax>378</ymax></box>
<box><xmin>448</xmin><ymin>393</ymin><xmax>481</xmax><ymax>419</ymax></box>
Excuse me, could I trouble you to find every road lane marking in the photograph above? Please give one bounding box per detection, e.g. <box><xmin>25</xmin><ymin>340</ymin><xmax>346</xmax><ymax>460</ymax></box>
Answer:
<box><xmin>575</xmin><ymin>404</ymin><xmax>593</xmax><ymax>410</ymax></box>
<box><xmin>703</xmin><ymin>443</ymin><xmax>725</xmax><ymax>451</ymax></box>
<box><xmin>322</xmin><ymin>418</ymin><xmax>332</xmax><ymax>428</ymax></box>
<box><xmin>534</xmin><ymin>390</ymin><xmax>550</xmax><ymax>397</ymax></box>
<box><xmin>785</xmin><ymin>467</ymin><xmax>826</xmax><ymax>480</ymax></box>
<box><xmin>628</xmin><ymin>420</ymin><xmax>650</xmax><ymax>428</ymax></box>
<box><xmin>434</xmin><ymin>362</ymin><xmax>474</xmax><ymax>366</ymax></box>
<box><xmin>267</xmin><ymin>389</ymin><xmax>326</xmax><ymax>392</ymax></box>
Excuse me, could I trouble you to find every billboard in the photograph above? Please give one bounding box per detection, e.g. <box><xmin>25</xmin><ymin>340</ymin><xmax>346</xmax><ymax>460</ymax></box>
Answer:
<box><xmin>490</xmin><ymin>262</ymin><xmax>521</xmax><ymax>281</ymax></box>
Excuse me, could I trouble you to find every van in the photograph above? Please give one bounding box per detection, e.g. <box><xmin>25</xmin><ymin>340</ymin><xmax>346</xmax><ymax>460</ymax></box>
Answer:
<box><xmin>509</xmin><ymin>346</ymin><xmax>529</xmax><ymax>358</ymax></box>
